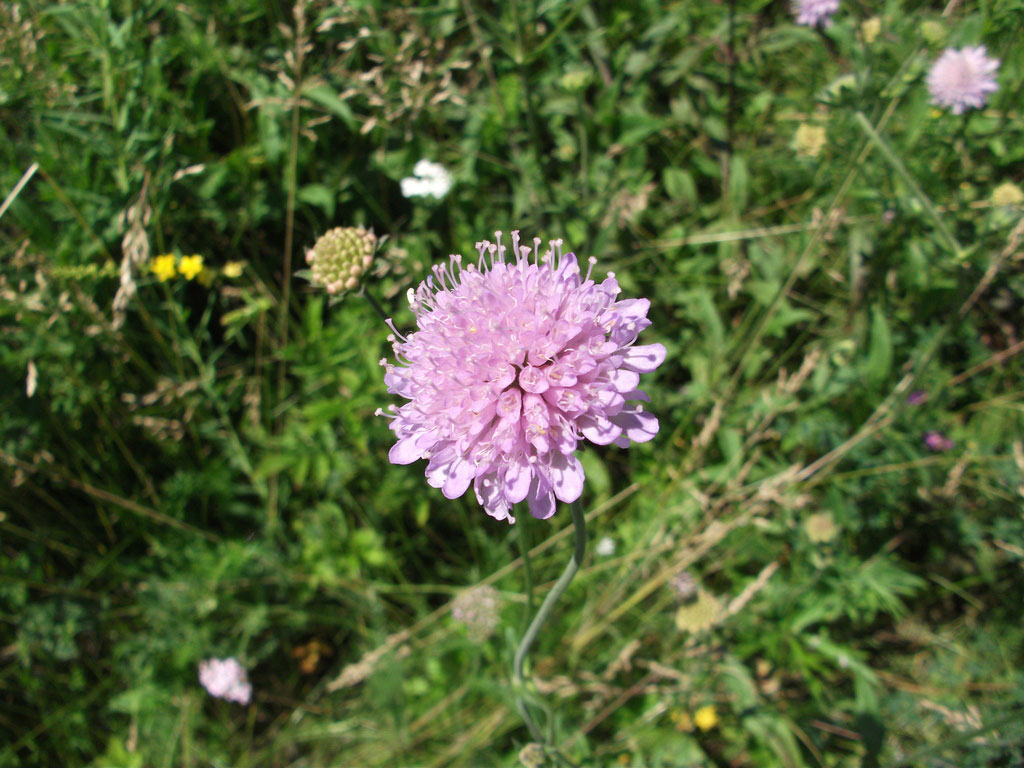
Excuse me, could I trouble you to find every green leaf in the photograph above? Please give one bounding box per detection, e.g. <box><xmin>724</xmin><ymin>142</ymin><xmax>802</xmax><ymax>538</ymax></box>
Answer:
<box><xmin>298</xmin><ymin>184</ymin><xmax>336</xmax><ymax>217</ymax></box>
<box><xmin>865</xmin><ymin>305</ymin><xmax>892</xmax><ymax>388</ymax></box>
<box><xmin>303</xmin><ymin>83</ymin><xmax>356</xmax><ymax>129</ymax></box>
<box><xmin>663</xmin><ymin>167</ymin><xmax>697</xmax><ymax>204</ymax></box>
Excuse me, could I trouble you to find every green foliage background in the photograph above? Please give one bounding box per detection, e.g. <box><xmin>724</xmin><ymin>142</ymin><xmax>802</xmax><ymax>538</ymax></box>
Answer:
<box><xmin>2</xmin><ymin>0</ymin><xmax>1023</xmax><ymax>765</ymax></box>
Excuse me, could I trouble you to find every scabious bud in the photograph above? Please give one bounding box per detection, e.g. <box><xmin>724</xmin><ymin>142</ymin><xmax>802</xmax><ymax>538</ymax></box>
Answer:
<box><xmin>518</xmin><ymin>743</ymin><xmax>547</xmax><ymax>768</ymax></box>
<box><xmin>306</xmin><ymin>227</ymin><xmax>377</xmax><ymax>294</ymax></box>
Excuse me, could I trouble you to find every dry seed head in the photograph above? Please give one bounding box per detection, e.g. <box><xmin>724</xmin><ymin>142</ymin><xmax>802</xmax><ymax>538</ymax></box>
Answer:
<box><xmin>306</xmin><ymin>227</ymin><xmax>377</xmax><ymax>293</ymax></box>
<box><xmin>451</xmin><ymin>585</ymin><xmax>500</xmax><ymax>641</ymax></box>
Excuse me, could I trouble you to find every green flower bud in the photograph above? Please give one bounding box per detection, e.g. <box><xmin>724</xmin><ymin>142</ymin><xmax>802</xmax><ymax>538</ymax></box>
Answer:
<box><xmin>306</xmin><ymin>227</ymin><xmax>377</xmax><ymax>294</ymax></box>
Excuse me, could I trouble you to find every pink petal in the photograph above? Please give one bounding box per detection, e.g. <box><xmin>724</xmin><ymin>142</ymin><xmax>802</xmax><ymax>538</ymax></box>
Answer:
<box><xmin>503</xmin><ymin>452</ymin><xmax>533</xmax><ymax>504</ymax></box>
<box><xmin>389</xmin><ymin>431</ymin><xmax>434</xmax><ymax>464</ymax></box>
<box><xmin>526</xmin><ymin>476</ymin><xmax>556</xmax><ymax>519</ymax></box>
<box><xmin>579</xmin><ymin>413</ymin><xmax>623</xmax><ymax>445</ymax></box>
<box><xmin>611</xmin><ymin>407</ymin><xmax>659</xmax><ymax>443</ymax></box>
<box><xmin>621</xmin><ymin>343</ymin><xmax>666</xmax><ymax>373</ymax></box>
<box><xmin>442</xmin><ymin>457</ymin><xmax>475</xmax><ymax>499</ymax></box>
<box><xmin>549</xmin><ymin>453</ymin><xmax>584</xmax><ymax>503</ymax></box>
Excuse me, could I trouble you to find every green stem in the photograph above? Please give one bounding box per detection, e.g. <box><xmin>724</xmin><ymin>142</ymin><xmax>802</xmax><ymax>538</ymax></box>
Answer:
<box><xmin>518</xmin><ymin>516</ymin><xmax>535</xmax><ymax>632</ymax></box>
<box><xmin>853</xmin><ymin>110</ymin><xmax>965</xmax><ymax>259</ymax></box>
<box><xmin>361</xmin><ymin>288</ymin><xmax>391</xmax><ymax>327</ymax></box>
<box><xmin>513</xmin><ymin>499</ymin><xmax>586</xmax><ymax>748</ymax></box>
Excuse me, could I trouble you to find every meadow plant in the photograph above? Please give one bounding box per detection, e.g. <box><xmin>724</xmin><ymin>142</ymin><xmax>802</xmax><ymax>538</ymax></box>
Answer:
<box><xmin>400</xmin><ymin>160</ymin><xmax>453</xmax><ymax>200</ymax></box>
<box><xmin>380</xmin><ymin>231</ymin><xmax>664</xmax><ymax>522</ymax></box>
<box><xmin>926</xmin><ymin>46</ymin><xmax>1000</xmax><ymax>114</ymax></box>
<box><xmin>924</xmin><ymin>431</ymin><xmax>955</xmax><ymax>452</ymax></box>
<box><xmin>380</xmin><ymin>230</ymin><xmax>663</xmax><ymax>744</ymax></box>
<box><xmin>791</xmin><ymin>0</ymin><xmax>839</xmax><ymax>28</ymax></box>
<box><xmin>3</xmin><ymin>0</ymin><xmax>1024</xmax><ymax>764</ymax></box>
<box><xmin>198</xmin><ymin>658</ymin><xmax>252</xmax><ymax>705</ymax></box>
<box><xmin>451</xmin><ymin>585</ymin><xmax>501</xmax><ymax>642</ymax></box>
<box><xmin>305</xmin><ymin>226</ymin><xmax>377</xmax><ymax>294</ymax></box>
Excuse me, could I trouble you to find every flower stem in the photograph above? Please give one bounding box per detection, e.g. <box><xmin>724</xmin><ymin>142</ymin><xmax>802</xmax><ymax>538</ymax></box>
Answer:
<box><xmin>518</xmin><ymin>516</ymin><xmax>535</xmax><ymax>632</ymax></box>
<box><xmin>513</xmin><ymin>499</ymin><xmax>586</xmax><ymax>748</ymax></box>
<box><xmin>360</xmin><ymin>288</ymin><xmax>390</xmax><ymax>327</ymax></box>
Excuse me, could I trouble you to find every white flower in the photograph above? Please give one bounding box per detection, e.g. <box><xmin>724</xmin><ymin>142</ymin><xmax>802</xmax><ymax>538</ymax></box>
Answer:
<box><xmin>198</xmin><ymin>657</ymin><xmax>252</xmax><ymax>704</ymax></box>
<box><xmin>595</xmin><ymin>536</ymin><xmax>616</xmax><ymax>556</ymax></box>
<box><xmin>400</xmin><ymin>159</ymin><xmax>453</xmax><ymax>199</ymax></box>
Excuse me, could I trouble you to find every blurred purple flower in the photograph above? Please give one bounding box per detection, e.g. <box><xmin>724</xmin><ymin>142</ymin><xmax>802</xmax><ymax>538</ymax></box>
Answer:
<box><xmin>926</xmin><ymin>46</ymin><xmax>999</xmax><ymax>114</ymax></box>
<box><xmin>924</xmin><ymin>431</ymin><xmax>954</xmax><ymax>452</ymax></box>
<box><xmin>198</xmin><ymin>658</ymin><xmax>252</xmax><ymax>704</ymax></box>
<box><xmin>906</xmin><ymin>390</ymin><xmax>928</xmax><ymax>405</ymax></box>
<box><xmin>792</xmin><ymin>0</ymin><xmax>840</xmax><ymax>27</ymax></box>
<box><xmin>380</xmin><ymin>231</ymin><xmax>664</xmax><ymax>523</ymax></box>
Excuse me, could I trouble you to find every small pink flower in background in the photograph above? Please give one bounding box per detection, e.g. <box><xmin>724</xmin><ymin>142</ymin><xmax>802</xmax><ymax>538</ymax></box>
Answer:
<box><xmin>198</xmin><ymin>658</ymin><xmax>252</xmax><ymax>704</ymax></box>
<box><xmin>792</xmin><ymin>0</ymin><xmax>840</xmax><ymax>27</ymax></box>
<box><xmin>906</xmin><ymin>390</ymin><xmax>928</xmax><ymax>406</ymax></box>
<box><xmin>924</xmin><ymin>431</ymin><xmax>954</xmax><ymax>452</ymax></box>
<box><xmin>380</xmin><ymin>231</ymin><xmax>664</xmax><ymax>523</ymax></box>
<box><xmin>926</xmin><ymin>46</ymin><xmax>999</xmax><ymax>114</ymax></box>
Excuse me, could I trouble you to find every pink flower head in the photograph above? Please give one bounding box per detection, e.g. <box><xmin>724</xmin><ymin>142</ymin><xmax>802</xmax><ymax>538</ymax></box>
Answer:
<box><xmin>379</xmin><ymin>231</ymin><xmax>664</xmax><ymax>523</ymax></box>
<box><xmin>927</xmin><ymin>46</ymin><xmax>999</xmax><ymax>114</ymax></box>
<box><xmin>792</xmin><ymin>0</ymin><xmax>839</xmax><ymax>27</ymax></box>
<box><xmin>198</xmin><ymin>657</ymin><xmax>252</xmax><ymax>704</ymax></box>
<box><xmin>923</xmin><ymin>431</ymin><xmax>954</xmax><ymax>452</ymax></box>
<box><xmin>906</xmin><ymin>390</ymin><xmax>928</xmax><ymax>406</ymax></box>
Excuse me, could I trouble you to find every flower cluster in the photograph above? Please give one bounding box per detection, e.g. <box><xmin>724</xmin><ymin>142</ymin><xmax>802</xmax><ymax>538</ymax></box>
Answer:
<box><xmin>305</xmin><ymin>227</ymin><xmax>377</xmax><ymax>294</ymax></box>
<box><xmin>792</xmin><ymin>0</ymin><xmax>839</xmax><ymax>27</ymax></box>
<box><xmin>926</xmin><ymin>46</ymin><xmax>999</xmax><ymax>114</ymax></box>
<box><xmin>198</xmin><ymin>657</ymin><xmax>251</xmax><ymax>704</ymax></box>
<box><xmin>400</xmin><ymin>159</ymin><xmax>453</xmax><ymax>199</ymax></box>
<box><xmin>380</xmin><ymin>231</ymin><xmax>664</xmax><ymax>523</ymax></box>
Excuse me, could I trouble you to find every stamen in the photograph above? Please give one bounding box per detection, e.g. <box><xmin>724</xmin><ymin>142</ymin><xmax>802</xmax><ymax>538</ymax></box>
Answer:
<box><xmin>384</xmin><ymin>318</ymin><xmax>408</xmax><ymax>342</ymax></box>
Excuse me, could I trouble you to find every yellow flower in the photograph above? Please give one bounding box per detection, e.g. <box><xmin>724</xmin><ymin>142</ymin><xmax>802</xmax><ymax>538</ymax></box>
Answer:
<box><xmin>861</xmin><ymin>17</ymin><xmax>881</xmax><ymax>44</ymax></box>
<box><xmin>674</xmin><ymin>590</ymin><xmax>722</xmax><ymax>634</ymax></box>
<box><xmin>694</xmin><ymin>705</ymin><xmax>719</xmax><ymax>732</ymax></box>
<box><xmin>992</xmin><ymin>182</ymin><xmax>1024</xmax><ymax>207</ymax></box>
<box><xmin>794</xmin><ymin>123</ymin><xmax>827</xmax><ymax>158</ymax></box>
<box><xmin>151</xmin><ymin>254</ymin><xmax>177</xmax><ymax>282</ymax></box>
<box><xmin>804</xmin><ymin>512</ymin><xmax>839</xmax><ymax>543</ymax></box>
<box><xmin>222</xmin><ymin>261</ymin><xmax>245</xmax><ymax>279</ymax></box>
<box><xmin>178</xmin><ymin>254</ymin><xmax>204</xmax><ymax>280</ymax></box>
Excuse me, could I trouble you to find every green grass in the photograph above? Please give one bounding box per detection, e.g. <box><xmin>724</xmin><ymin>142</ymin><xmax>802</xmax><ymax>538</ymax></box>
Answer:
<box><xmin>2</xmin><ymin>0</ymin><xmax>1023</xmax><ymax>766</ymax></box>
